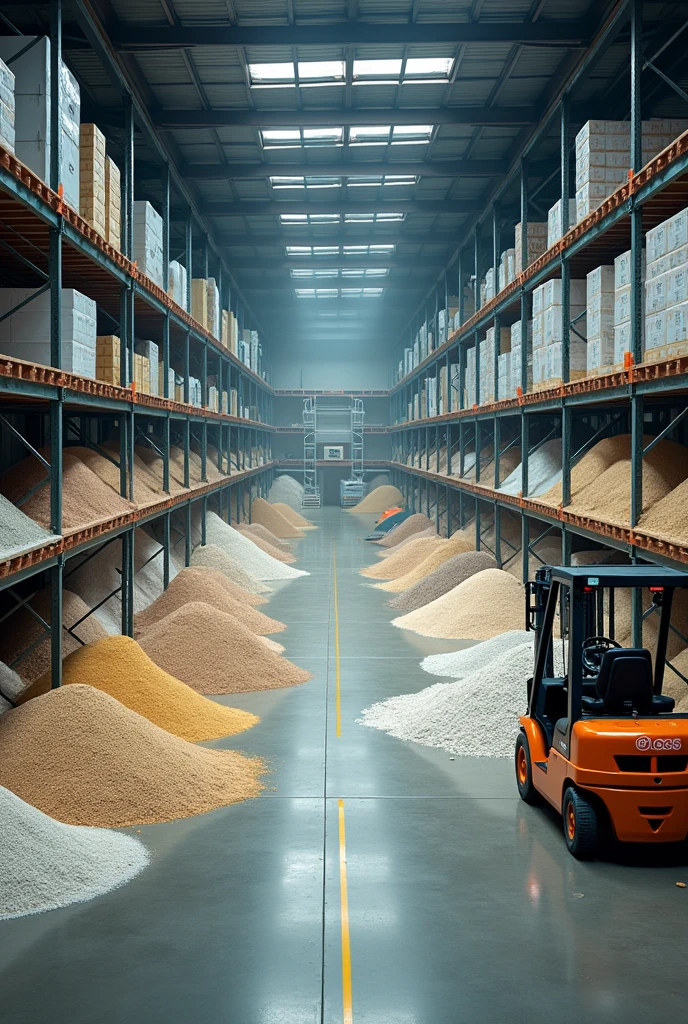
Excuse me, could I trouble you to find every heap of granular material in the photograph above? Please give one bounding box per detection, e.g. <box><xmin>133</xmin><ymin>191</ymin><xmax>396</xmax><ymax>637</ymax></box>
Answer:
<box><xmin>0</xmin><ymin>588</ymin><xmax>108</xmax><ymax>684</ymax></box>
<box><xmin>250</xmin><ymin>498</ymin><xmax>304</xmax><ymax>539</ymax></box>
<box><xmin>359</xmin><ymin>643</ymin><xmax>536</xmax><ymax>758</ymax></box>
<box><xmin>20</xmin><ymin>636</ymin><xmax>257</xmax><ymax>741</ymax></box>
<box><xmin>178</xmin><ymin>562</ymin><xmax>267</xmax><ymax>606</ymax></box>
<box><xmin>0</xmin><ymin>452</ymin><xmax>135</xmax><ymax>532</ymax></box>
<box><xmin>272</xmin><ymin>503</ymin><xmax>317</xmax><ymax>530</ymax></box>
<box><xmin>236</xmin><ymin>527</ymin><xmax>297</xmax><ymax>564</ymax></box>
<box><xmin>190</xmin><ymin>543</ymin><xmax>271</xmax><ymax>596</ymax></box>
<box><xmin>133</xmin><ymin>567</ymin><xmax>285</xmax><ymax>635</ymax></box>
<box><xmin>378</xmin><ymin>525</ymin><xmax>438</xmax><ymax>558</ymax></box>
<box><xmin>377</xmin><ymin>513</ymin><xmax>431</xmax><ymax>548</ymax></box>
<box><xmin>0</xmin><ymin>684</ymin><xmax>264</xmax><ymax>826</ymax></box>
<box><xmin>69</xmin><ymin>446</ymin><xmax>160</xmax><ymax>507</ymax></box>
<box><xmin>361</xmin><ymin>537</ymin><xmax>446</xmax><ymax>580</ymax></box>
<box><xmin>392</xmin><ymin>568</ymin><xmax>524</xmax><ymax>639</ymax></box>
<box><xmin>0</xmin><ymin>660</ymin><xmax>24</xmax><ymax>702</ymax></box>
<box><xmin>205</xmin><ymin>511</ymin><xmax>309</xmax><ymax>580</ymax></box>
<box><xmin>268</xmin><ymin>474</ymin><xmax>304</xmax><ymax>509</ymax></box>
<box><xmin>0</xmin><ymin>494</ymin><xmax>59</xmax><ymax>563</ymax></box>
<box><xmin>235</xmin><ymin>523</ymin><xmax>293</xmax><ymax>552</ymax></box>
<box><xmin>637</xmin><ymin>477</ymin><xmax>688</xmax><ymax>547</ymax></box>
<box><xmin>374</xmin><ymin>536</ymin><xmax>474</xmax><ymax>593</ymax></box>
<box><xmin>498</xmin><ymin>438</ymin><xmax>562</xmax><ymax>497</ymax></box>
<box><xmin>421</xmin><ymin>630</ymin><xmax>533</xmax><ymax>678</ymax></box>
<box><xmin>349</xmin><ymin>484</ymin><xmax>403</xmax><ymax>514</ymax></box>
<box><xmin>138</xmin><ymin>601</ymin><xmax>312</xmax><ymax>694</ymax></box>
<box><xmin>389</xmin><ymin>551</ymin><xmax>498</xmax><ymax>613</ymax></box>
<box><xmin>0</xmin><ymin>785</ymin><xmax>149</xmax><ymax>920</ymax></box>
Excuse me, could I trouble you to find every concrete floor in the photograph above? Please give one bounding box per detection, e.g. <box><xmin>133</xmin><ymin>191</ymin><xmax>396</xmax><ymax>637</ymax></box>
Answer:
<box><xmin>2</xmin><ymin>507</ymin><xmax>688</xmax><ymax>1023</ymax></box>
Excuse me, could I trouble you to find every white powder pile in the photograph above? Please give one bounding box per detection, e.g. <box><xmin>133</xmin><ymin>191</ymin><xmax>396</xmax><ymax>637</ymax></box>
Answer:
<box><xmin>268</xmin><ymin>475</ymin><xmax>305</xmax><ymax>509</ymax></box>
<box><xmin>359</xmin><ymin>643</ymin><xmax>538</xmax><ymax>758</ymax></box>
<box><xmin>204</xmin><ymin>511</ymin><xmax>309</xmax><ymax>581</ymax></box>
<box><xmin>421</xmin><ymin>630</ymin><xmax>533</xmax><ymax>678</ymax></box>
<box><xmin>0</xmin><ymin>494</ymin><xmax>60</xmax><ymax>562</ymax></box>
<box><xmin>190</xmin><ymin>543</ymin><xmax>272</xmax><ymax>595</ymax></box>
<box><xmin>0</xmin><ymin>785</ymin><xmax>149</xmax><ymax>920</ymax></box>
<box><xmin>498</xmin><ymin>438</ymin><xmax>562</xmax><ymax>497</ymax></box>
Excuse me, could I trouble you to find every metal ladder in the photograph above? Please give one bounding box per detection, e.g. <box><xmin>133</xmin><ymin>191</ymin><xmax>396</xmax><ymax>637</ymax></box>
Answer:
<box><xmin>302</xmin><ymin>396</ymin><xmax>321</xmax><ymax>507</ymax></box>
<box><xmin>340</xmin><ymin>397</ymin><xmax>366</xmax><ymax>507</ymax></box>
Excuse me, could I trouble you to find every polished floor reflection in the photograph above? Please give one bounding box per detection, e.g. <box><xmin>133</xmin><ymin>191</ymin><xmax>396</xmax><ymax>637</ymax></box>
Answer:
<box><xmin>1</xmin><ymin>508</ymin><xmax>687</xmax><ymax>1023</ymax></box>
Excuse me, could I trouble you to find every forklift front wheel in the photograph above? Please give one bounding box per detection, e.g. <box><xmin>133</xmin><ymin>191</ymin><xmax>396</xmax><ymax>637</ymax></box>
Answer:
<box><xmin>562</xmin><ymin>786</ymin><xmax>598</xmax><ymax>859</ymax></box>
<box><xmin>515</xmin><ymin>733</ymin><xmax>540</xmax><ymax>805</ymax></box>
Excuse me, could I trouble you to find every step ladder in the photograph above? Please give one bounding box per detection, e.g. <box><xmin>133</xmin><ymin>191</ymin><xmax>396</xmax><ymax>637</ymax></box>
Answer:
<box><xmin>302</xmin><ymin>397</ymin><xmax>321</xmax><ymax>507</ymax></box>
<box><xmin>340</xmin><ymin>398</ymin><xmax>366</xmax><ymax>507</ymax></box>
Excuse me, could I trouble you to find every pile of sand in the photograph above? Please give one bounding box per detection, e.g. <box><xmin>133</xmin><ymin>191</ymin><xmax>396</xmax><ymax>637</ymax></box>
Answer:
<box><xmin>374</xmin><ymin>536</ymin><xmax>475</xmax><ymax>593</ymax></box>
<box><xmin>19</xmin><ymin>636</ymin><xmax>258</xmax><ymax>743</ymax></box>
<box><xmin>133</xmin><ymin>567</ymin><xmax>285</xmax><ymax>635</ymax></box>
<box><xmin>190</xmin><ymin>543</ymin><xmax>271</xmax><ymax>595</ymax></box>
<box><xmin>268</xmin><ymin>474</ymin><xmax>304</xmax><ymax>509</ymax></box>
<box><xmin>378</xmin><ymin>525</ymin><xmax>438</xmax><ymax>557</ymax></box>
<box><xmin>361</xmin><ymin>536</ymin><xmax>447</xmax><ymax>580</ymax></box>
<box><xmin>0</xmin><ymin>452</ymin><xmax>135</xmax><ymax>532</ymax></box>
<box><xmin>204</xmin><ymin>512</ymin><xmax>309</xmax><ymax>580</ymax></box>
<box><xmin>661</xmin><ymin>648</ymin><xmax>688</xmax><ymax>703</ymax></box>
<box><xmin>0</xmin><ymin>685</ymin><xmax>264</xmax><ymax>826</ymax></box>
<box><xmin>272</xmin><ymin>502</ymin><xmax>317</xmax><ymax>529</ymax></box>
<box><xmin>0</xmin><ymin>588</ymin><xmax>108</xmax><ymax>685</ymax></box>
<box><xmin>236</xmin><ymin>527</ymin><xmax>297</xmax><ymax>564</ymax></box>
<box><xmin>138</xmin><ymin>602</ymin><xmax>312</xmax><ymax>694</ymax></box>
<box><xmin>0</xmin><ymin>494</ymin><xmax>59</xmax><ymax>562</ymax></box>
<box><xmin>68</xmin><ymin>446</ymin><xmax>160</xmax><ymax>507</ymax></box>
<box><xmin>349</xmin><ymin>484</ymin><xmax>403</xmax><ymax>514</ymax></box>
<box><xmin>389</xmin><ymin>551</ymin><xmax>498</xmax><ymax>612</ymax></box>
<box><xmin>250</xmin><ymin>498</ymin><xmax>304</xmax><ymax>539</ymax></box>
<box><xmin>235</xmin><ymin>523</ymin><xmax>293</xmax><ymax>552</ymax></box>
<box><xmin>636</xmin><ymin>476</ymin><xmax>688</xmax><ymax>546</ymax></box>
<box><xmin>0</xmin><ymin>786</ymin><xmax>149</xmax><ymax>920</ymax></box>
<box><xmin>392</xmin><ymin>568</ymin><xmax>525</xmax><ymax>639</ymax></box>
<box><xmin>377</xmin><ymin>513</ymin><xmax>431</xmax><ymax>548</ymax></box>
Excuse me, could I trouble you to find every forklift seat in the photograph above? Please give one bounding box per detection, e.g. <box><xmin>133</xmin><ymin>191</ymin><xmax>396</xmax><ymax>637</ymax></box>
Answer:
<box><xmin>580</xmin><ymin>647</ymin><xmax>675</xmax><ymax>716</ymax></box>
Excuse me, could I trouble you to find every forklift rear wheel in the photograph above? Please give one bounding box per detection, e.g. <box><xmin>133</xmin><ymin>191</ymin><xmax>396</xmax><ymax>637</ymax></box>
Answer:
<box><xmin>562</xmin><ymin>786</ymin><xmax>598</xmax><ymax>859</ymax></box>
<box><xmin>515</xmin><ymin>733</ymin><xmax>540</xmax><ymax>805</ymax></box>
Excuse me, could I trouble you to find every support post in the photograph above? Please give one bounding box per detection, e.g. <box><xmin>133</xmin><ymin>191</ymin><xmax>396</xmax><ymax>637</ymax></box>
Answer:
<box><xmin>560</xmin><ymin>95</ymin><xmax>571</xmax><ymax>383</ymax></box>
<box><xmin>163</xmin><ymin>511</ymin><xmax>171</xmax><ymax>588</ymax></box>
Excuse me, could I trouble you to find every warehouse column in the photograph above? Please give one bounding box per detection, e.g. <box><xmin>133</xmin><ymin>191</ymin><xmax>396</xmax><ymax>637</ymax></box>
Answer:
<box><xmin>630</xmin><ymin>0</ymin><xmax>644</xmax><ymax>647</ymax></box>
<box><xmin>520</xmin><ymin>158</ymin><xmax>530</xmax><ymax>398</ymax></box>
<box><xmin>185</xmin><ymin>215</ymin><xmax>193</xmax><ymax>314</ymax></box>
<box><xmin>560</xmin><ymin>93</ymin><xmax>571</xmax><ymax>385</ymax></box>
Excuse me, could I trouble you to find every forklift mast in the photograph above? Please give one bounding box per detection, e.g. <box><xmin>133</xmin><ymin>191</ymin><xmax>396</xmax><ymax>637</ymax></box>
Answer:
<box><xmin>526</xmin><ymin>567</ymin><xmax>554</xmax><ymax>679</ymax></box>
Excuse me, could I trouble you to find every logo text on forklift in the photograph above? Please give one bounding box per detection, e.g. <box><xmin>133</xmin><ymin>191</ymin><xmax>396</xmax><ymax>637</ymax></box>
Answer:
<box><xmin>635</xmin><ymin>736</ymin><xmax>682</xmax><ymax>751</ymax></box>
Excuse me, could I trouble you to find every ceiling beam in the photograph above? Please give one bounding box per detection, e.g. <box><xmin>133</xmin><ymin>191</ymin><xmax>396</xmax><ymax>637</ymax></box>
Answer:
<box><xmin>149</xmin><ymin>106</ymin><xmax>539</xmax><ymax>129</ymax></box>
<box><xmin>219</xmin><ymin>231</ymin><xmax>456</xmax><ymax>247</ymax></box>
<box><xmin>176</xmin><ymin>158</ymin><xmax>506</xmax><ymax>180</ymax></box>
<box><xmin>202</xmin><ymin>199</ymin><xmax>473</xmax><ymax>217</ymax></box>
<box><xmin>110</xmin><ymin>21</ymin><xmax>591</xmax><ymax>48</ymax></box>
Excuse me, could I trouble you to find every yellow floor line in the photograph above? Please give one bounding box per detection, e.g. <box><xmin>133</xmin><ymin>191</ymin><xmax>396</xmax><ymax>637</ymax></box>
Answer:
<box><xmin>338</xmin><ymin>798</ymin><xmax>353</xmax><ymax>1024</ymax></box>
<box><xmin>333</xmin><ymin>545</ymin><xmax>342</xmax><ymax>737</ymax></box>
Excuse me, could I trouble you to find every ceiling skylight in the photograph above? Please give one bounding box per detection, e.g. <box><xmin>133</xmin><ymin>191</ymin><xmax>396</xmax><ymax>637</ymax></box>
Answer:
<box><xmin>295</xmin><ymin>287</ymin><xmax>384</xmax><ymax>298</ymax></box>
<box><xmin>280</xmin><ymin>213</ymin><xmax>341</xmax><ymax>224</ymax></box>
<box><xmin>249</xmin><ymin>60</ymin><xmax>345</xmax><ymax>87</ymax></box>
<box><xmin>353</xmin><ymin>57</ymin><xmax>454</xmax><ymax>83</ymax></box>
<box><xmin>349</xmin><ymin>125</ymin><xmax>434</xmax><ymax>145</ymax></box>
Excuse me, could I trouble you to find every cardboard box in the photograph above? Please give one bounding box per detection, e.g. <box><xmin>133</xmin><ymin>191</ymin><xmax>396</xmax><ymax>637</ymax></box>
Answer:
<box><xmin>104</xmin><ymin>156</ymin><xmax>121</xmax><ymax>250</ymax></box>
<box><xmin>133</xmin><ymin>200</ymin><xmax>163</xmax><ymax>288</ymax></box>
<box><xmin>191</xmin><ymin>279</ymin><xmax>208</xmax><ymax>329</ymax></box>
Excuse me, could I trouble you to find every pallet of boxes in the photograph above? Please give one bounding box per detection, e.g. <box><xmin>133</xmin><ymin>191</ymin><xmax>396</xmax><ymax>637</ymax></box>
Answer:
<box><xmin>531</xmin><ymin>278</ymin><xmax>587</xmax><ymax>391</ymax></box>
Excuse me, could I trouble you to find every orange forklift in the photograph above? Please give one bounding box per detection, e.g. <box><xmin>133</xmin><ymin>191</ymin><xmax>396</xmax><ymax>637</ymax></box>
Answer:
<box><xmin>515</xmin><ymin>565</ymin><xmax>688</xmax><ymax>858</ymax></box>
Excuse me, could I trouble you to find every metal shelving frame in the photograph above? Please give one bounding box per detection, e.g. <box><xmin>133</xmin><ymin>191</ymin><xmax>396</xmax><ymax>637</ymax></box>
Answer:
<box><xmin>386</xmin><ymin>0</ymin><xmax>688</xmax><ymax>646</ymax></box>
<box><xmin>0</xmin><ymin>1</ymin><xmax>276</xmax><ymax>688</ymax></box>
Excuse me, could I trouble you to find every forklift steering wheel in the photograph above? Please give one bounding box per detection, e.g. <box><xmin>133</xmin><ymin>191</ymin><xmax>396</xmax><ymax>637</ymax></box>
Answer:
<box><xmin>582</xmin><ymin>636</ymin><xmax>622</xmax><ymax>676</ymax></box>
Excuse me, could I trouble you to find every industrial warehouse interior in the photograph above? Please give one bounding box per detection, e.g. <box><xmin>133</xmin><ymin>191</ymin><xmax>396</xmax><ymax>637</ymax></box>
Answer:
<box><xmin>2</xmin><ymin>0</ymin><xmax>688</xmax><ymax>1021</ymax></box>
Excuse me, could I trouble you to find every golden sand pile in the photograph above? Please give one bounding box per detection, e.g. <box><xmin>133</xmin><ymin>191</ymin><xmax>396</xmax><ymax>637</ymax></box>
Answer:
<box><xmin>19</xmin><ymin>636</ymin><xmax>257</xmax><ymax>743</ymax></box>
<box><xmin>392</xmin><ymin>568</ymin><xmax>525</xmax><ymax>639</ymax></box>
<box><xmin>349</xmin><ymin>485</ymin><xmax>403</xmax><ymax>514</ymax></box>
<box><xmin>138</xmin><ymin>602</ymin><xmax>312</xmax><ymax>694</ymax></box>
<box><xmin>250</xmin><ymin>498</ymin><xmax>304</xmax><ymax>539</ymax></box>
<box><xmin>377</xmin><ymin>513</ymin><xmax>431</xmax><ymax>548</ymax></box>
<box><xmin>68</xmin><ymin>446</ymin><xmax>160</xmax><ymax>507</ymax></box>
<box><xmin>361</xmin><ymin>537</ymin><xmax>447</xmax><ymax>579</ymax></box>
<box><xmin>235</xmin><ymin>523</ymin><xmax>293</xmax><ymax>552</ymax></box>
<box><xmin>0</xmin><ymin>685</ymin><xmax>263</xmax><ymax>826</ymax></box>
<box><xmin>661</xmin><ymin>648</ymin><xmax>688</xmax><ymax>703</ymax></box>
<box><xmin>272</xmin><ymin>503</ymin><xmax>317</xmax><ymax>529</ymax></box>
<box><xmin>378</xmin><ymin>525</ymin><xmax>438</xmax><ymax>557</ymax></box>
<box><xmin>636</xmin><ymin>477</ymin><xmax>688</xmax><ymax>546</ymax></box>
<box><xmin>374</xmin><ymin>535</ymin><xmax>475</xmax><ymax>593</ymax></box>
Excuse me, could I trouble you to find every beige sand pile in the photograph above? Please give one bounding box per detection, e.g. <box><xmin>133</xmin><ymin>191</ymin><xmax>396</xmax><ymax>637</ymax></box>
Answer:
<box><xmin>389</xmin><ymin>551</ymin><xmax>498</xmax><ymax>612</ymax></box>
<box><xmin>250</xmin><ymin>497</ymin><xmax>304</xmax><ymax>539</ymax></box>
<box><xmin>235</xmin><ymin>523</ymin><xmax>293</xmax><ymax>552</ymax></box>
<box><xmin>272</xmin><ymin>502</ymin><xmax>317</xmax><ymax>529</ymax></box>
<box><xmin>613</xmin><ymin>588</ymin><xmax>688</xmax><ymax>661</ymax></box>
<box><xmin>378</xmin><ymin>525</ymin><xmax>438</xmax><ymax>557</ymax></box>
<box><xmin>0</xmin><ymin>685</ymin><xmax>263</xmax><ymax>826</ymax></box>
<box><xmin>190</xmin><ymin>543</ymin><xmax>271</xmax><ymax>595</ymax></box>
<box><xmin>377</xmin><ymin>513</ymin><xmax>431</xmax><ymax>547</ymax></box>
<box><xmin>175</xmin><ymin>563</ymin><xmax>267</xmax><ymax>607</ymax></box>
<box><xmin>0</xmin><ymin>589</ymin><xmax>108</xmax><ymax>685</ymax></box>
<box><xmin>636</xmin><ymin>477</ymin><xmax>688</xmax><ymax>546</ymax></box>
<box><xmin>349</xmin><ymin>484</ymin><xmax>403</xmax><ymax>514</ymax></box>
<box><xmin>662</xmin><ymin>648</ymin><xmax>688</xmax><ymax>703</ymax></box>
<box><xmin>374</xmin><ymin>535</ymin><xmax>476</xmax><ymax>593</ymax></box>
<box><xmin>0</xmin><ymin>452</ymin><xmax>135</xmax><ymax>532</ymax></box>
<box><xmin>235</xmin><ymin>527</ymin><xmax>297</xmax><ymax>563</ymax></box>
<box><xmin>19</xmin><ymin>636</ymin><xmax>257</xmax><ymax>743</ymax></box>
<box><xmin>361</xmin><ymin>536</ymin><xmax>447</xmax><ymax>579</ymax></box>
<box><xmin>260</xmin><ymin>636</ymin><xmax>285</xmax><ymax>654</ymax></box>
<box><xmin>138</xmin><ymin>602</ymin><xmax>312</xmax><ymax>694</ymax></box>
<box><xmin>133</xmin><ymin>567</ymin><xmax>285</xmax><ymax>635</ymax></box>
<box><xmin>68</xmin><ymin>446</ymin><xmax>161</xmax><ymax>507</ymax></box>
<box><xmin>392</xmin><ymin>568</ymin><xmax>525</xmax><ymax>639</ymax></box>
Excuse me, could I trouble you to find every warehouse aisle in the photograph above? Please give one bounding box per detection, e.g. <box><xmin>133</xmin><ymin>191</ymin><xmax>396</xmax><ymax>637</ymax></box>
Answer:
<box><xmin>2</xmin><ymin>508</ymin><xmax>688</xmax><ymax>1024</ymax></box>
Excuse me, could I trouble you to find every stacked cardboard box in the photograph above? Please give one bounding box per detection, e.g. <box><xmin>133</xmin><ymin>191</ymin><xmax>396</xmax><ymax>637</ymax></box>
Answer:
<box><xmin>465</xmin><ymin>347</ymin><xmax>477</xmax><ymax>407</ymax></box>
<box><xmin>509</xmin><ymin>320</ymin><xmax>533</xmax><ymax>397</ymax></box>
<box><xmin>514</xmin><ymin>221</ymin><xmax>548</xmax><ymax>274</ymax></box>
<box><xmin>479</xmin><ymin>326</ymin><xmax>510</xmax><ymax>404</ymax></box>
<box><xmin>0</xmin><ymin>37</ymin><xmax>80</xmax><ymax>209</ymax></box>
<box><xmin>168</xmin><ymin>261</ymin><xmax>187</xmax><ymax>310</ymax></box>
<box><xmin>132</xmin><ymin>353</ymin><xmax>150</xmax><ymax>395</ymax></box>
<box><xmin>643</xmin><ymin>207</ymin><xmax>688</xmax><ymax>362</ymax></box>
<box><xmin>104</xmin><ymin>157</ymin><xmax>121</xmax><ymax>250</ymax></box>
<box><xmin>547</xmin><ymin>199</ymin><xmax>578</xmax><ymax>248</ymax></box>
<box><xmin>135</xmin><ymin>340</ymin><xmax>159</xmax><ymax>396</ymax></box>
<box><xmin>586</xmin><ymin>265</ymin><xmax>615</xmax><ymax>375</ymax></box>
<box><xmin>79</xmin><ymin>123</ymin><xmax>106</xmax><ymax>236</ymax></box>
<box><xmin>206</xmin><ymin>278</ymin><xmax>220</xmax><ymax>338</ymax></box>
<box><xmin>0</xmin><ymin>287</ymin><xmax>96</xmax><ymax>377</ymax></box>
<box><xmin>133</xmin><ymin>201</ymin><xmax>163</xmax><ymax>289</ymax></box>
<box><xmin>0</xmin><ymin>57</ymin><xmax>15</xmax><ymax>153</ymax></box>
<box><xmin>95</xmin><ymin>335</ymin><xmax>120</xmax><ymax>385</ymax></box>
<box><xmin>532</xmin><ymin>279</ymin><xmax>586</xmax><ymax>388</ymax></box>
<box><xmin>498</xmin><ymin>249</ymin><xmax>516</xmax><ymax>292</ymax></box>
<box><xmin>191</xmin><ymin>278</ymin><xmax>208</xmax><ymax>329</ymax></box>
<box><xmin>613</xmin><ymin>248</ymin><xmax>645</xmax><ymax>365</ymax></box>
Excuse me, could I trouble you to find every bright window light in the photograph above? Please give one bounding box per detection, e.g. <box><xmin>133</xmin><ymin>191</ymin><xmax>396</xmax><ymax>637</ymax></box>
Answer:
<box><xmin>249</xmin><ymin>62</ymin><xmax>295</xmax><ymax>84</ymax></box>
<box><xmin>295</xmin><ymin>288</ymin><xmax>339</xmax><ymax>298</ymax></box>
<box><xmin>404</xmin><ymin>57</ymin><xmax>454</xmax><ymax>78</ymax></box>
<box><xmin>304</xmin><ymin>176</ymin><xmax>341</xmax><ymax>188</ymax></box>
<box><xmin>280</xmin><ymin>213</ymin><xmax>341</xmax><ymax>224</ymax></box>
<box><xmin>346</xmin><ymin>174</ymin><xmax>418</xmax><ymax>187</ymax></box>
<box><xmin>291</xmin><ymin>268</ymin><xmax>340</xmax><ymax>278</ymax></box>
<box><xmin>297</xmin><ymin>60</ymin><xmax>345</xmax><ymax>82</ymax></box>
<box><xmin>262</xmin><ymin>129</ymin><xmax>301</xmax><ymax>147</ymax></box>
<box><xmin>286</xmin><ymin>245</ymin><xmax>340</xmax><ymax>256</ymax></box>
<box><xmin>344</xmin><ymin>212</ymin><xmax>404</xmax><ymax>222</ymax></box>
<box><xmin>341</xmin><ymin>268</ymin><xmax>390</xmax><ymax>277</ymax></box>
<box><xmin>353</xmin><ymin>59</ymin><xmax>402</xmax><ymax>79</ymax></box>
<box><xmin>350</xmin><ymin>125</ymin><xmax>391</xmax><ymax>145</ymax></box>
<box><xmin>342</xmin><ymin>243</ymin><xmax>395</xmax><ymax>255</ymax></box>
<box><xmin>302</xmin><ymin>126</ymin><xmax>343</xmax><ymax>146</ymax></box>
<box><xmin>363</xmin><ymin>287</ymin><xmax>384</xmax><ymax>296</ymax></box>
<box><xmin>270</xmin><ymin>176</ymin><xmax>341</xmax><ymax>189</ymax></box>
<box><xmin>341</xmin><ymin>287</ymin><xmax>384</xmax><ymax>297</ymax></box>
<box><xmin>270</xmin><ymin>176</ymin><xmax>305</xmax><ymax>188</ymax></box>
<box><xmin>262</xmin><ymin>129</ymin><xmax>344</xmax><ymax>150</ymax></box>
<box><xmin>392</xmin><ymin>125</ymin><xmax>433</xmax><ymax>142</ymax></box>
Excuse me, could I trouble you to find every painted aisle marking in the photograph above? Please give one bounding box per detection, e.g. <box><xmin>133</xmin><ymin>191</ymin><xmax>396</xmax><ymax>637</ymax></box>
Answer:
<box><xmin>338</xmin><ymin>799</ymin><xmax>353</xmax><ymax>1024</ymax></box>
<box><xmin>333</xmin><ymin>546</ymin><xmax>342</xmax><ymax>737</ymax></box>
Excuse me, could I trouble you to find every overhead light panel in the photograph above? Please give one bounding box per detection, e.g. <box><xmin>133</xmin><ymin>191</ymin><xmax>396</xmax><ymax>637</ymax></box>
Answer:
<box><xmin>297</xmin><ymin>60</ymin><xmax>345</xmax><ymax>83</ymax></box>
<box><xmin>343</xmin><ymin>212</ymin><xmax>405</xmax><ymax>222</ymax></box>
<box><xmin>280</xmin><ymin>213</ymin><xmax>341</xmax><ymax>224</ymax></box>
